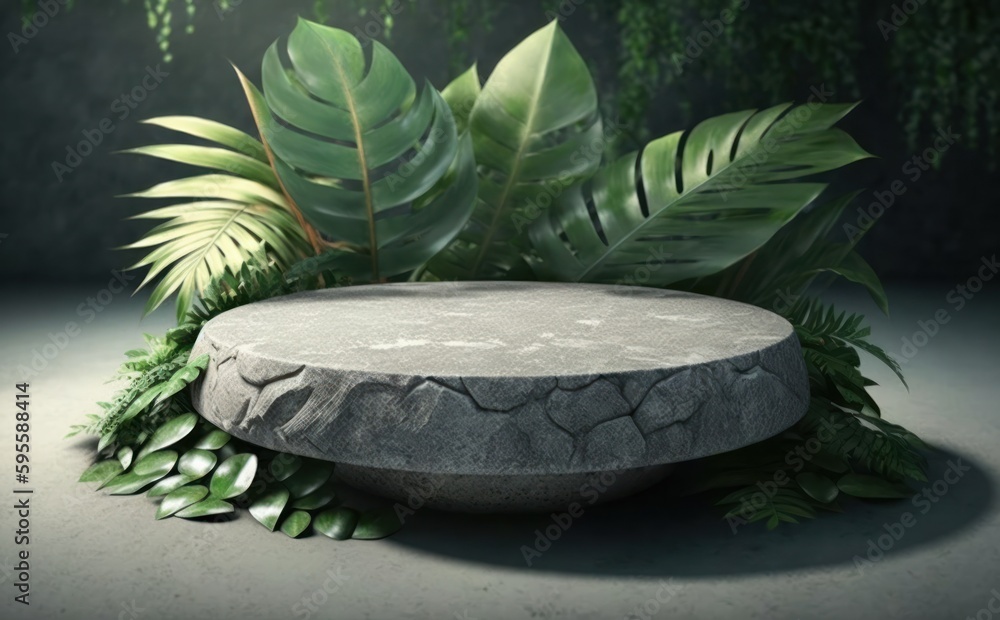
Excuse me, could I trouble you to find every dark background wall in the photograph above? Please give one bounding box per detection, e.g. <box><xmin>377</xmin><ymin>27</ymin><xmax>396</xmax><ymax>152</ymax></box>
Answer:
<box><xmin>1</xmin><ymin>0</ymin><xmax>995</xmax><ymax>284</ymax></box>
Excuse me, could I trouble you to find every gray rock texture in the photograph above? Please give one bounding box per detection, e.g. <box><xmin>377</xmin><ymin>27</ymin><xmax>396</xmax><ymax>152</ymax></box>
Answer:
<box><xmin>190</xmin><ymin>282</ymin><xmax>809</xmax><ymax>483</ymax></box>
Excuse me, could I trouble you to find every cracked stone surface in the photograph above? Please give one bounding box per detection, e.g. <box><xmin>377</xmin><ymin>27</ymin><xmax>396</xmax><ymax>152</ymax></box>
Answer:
<box><xmin>190</xmin><ymin>282</ymin><xmax>809</xmax><ymax>484</ymax></box>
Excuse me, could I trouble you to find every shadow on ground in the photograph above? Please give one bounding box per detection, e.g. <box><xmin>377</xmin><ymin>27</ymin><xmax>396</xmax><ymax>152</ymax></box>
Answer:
<box><xmin>386</xmin><ymin>447</ymin><xmax>995</xmax><ymax>576</ymax></box>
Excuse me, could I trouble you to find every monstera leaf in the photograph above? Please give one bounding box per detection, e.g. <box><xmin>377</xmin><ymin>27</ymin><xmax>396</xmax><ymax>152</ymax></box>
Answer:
<box><xmin>238</xmin><ymin>18</ymin><xmax>477</xmax><ymax>282</ymax></box>
<box><xmin>440</xmin><ymin>64</ymin><xmax>481</xmax><ymax>134</ymax></box>
<box><xmin>123</xmin><ymin>116</ymin><xmax>311</xmax><ymax>320</ymax></box>
<box><xmin>692</xmin><ymin>191</ymin><xmax>888</xmax><ymax>315</ymax></box>
<box><xmin>424</xmin><ymin>21</ymin><xmax>604</xmax><ymax>280</ymax></box>
<box><xmin>527</xmin><ymin>102</ymin><xmax>872</xmax><ymax>286</ymax></box>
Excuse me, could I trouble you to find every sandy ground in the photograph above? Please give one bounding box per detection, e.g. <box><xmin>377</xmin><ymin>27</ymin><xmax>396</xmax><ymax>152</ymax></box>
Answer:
<box><xmin>0</xmin><ymin>283</ymin><xmax>997</xmax><ymax>620</ymax></box>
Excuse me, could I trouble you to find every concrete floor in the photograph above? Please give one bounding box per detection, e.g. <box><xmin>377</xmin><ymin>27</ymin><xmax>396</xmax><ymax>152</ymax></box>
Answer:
<box><xmin>1</xmin><ymin>283</ymin><xmax>998</xmax><ymax>620</ymax></box>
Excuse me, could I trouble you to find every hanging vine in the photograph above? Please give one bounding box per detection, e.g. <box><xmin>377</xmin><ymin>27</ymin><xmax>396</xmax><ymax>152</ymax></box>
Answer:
<box><xmin>32</xmin><ymin>0</ymin><xmax>1000</xmax><ymax>166</ymax></box>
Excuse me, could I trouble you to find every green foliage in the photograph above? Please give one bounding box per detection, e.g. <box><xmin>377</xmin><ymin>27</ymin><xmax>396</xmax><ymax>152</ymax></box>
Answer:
<box><xmin>529</xmin><ymin>103</ymin><xmax>870</xmax><ymax>286</ymax></box>
<box><xmin>70</xmin><ymin>249</ymin><xmax>322</xmax><ymax>452</ymax></box>
<box><xmin>73</xmin><ymin>247</ymin><xmax>404</xmax><ymax>540</ymax></box>
<box><xmin>123</xmin><ymin>116</ymin><xmax>312</xmax><ymax>320</ymax></box>
<box><xmin>888</xmin><ymin>0</ymin><xmax>998</xmax><ymax>163</ymax></box>
<box><xmin>66</xmin><ymin>334</ymin><xmax>199</xmax><ymax>451</ymax></box>
<box><xmin>597</xmin><ymin>0</ymin><xmax>995</xmax><ymax>164</ymax></box>
<box><xmin>79</xmin><ymin>413</ymin><xmax>401</xmax><ymax>539</ymax></box>
<box><xmin>791</xmin><ymin>299</ymin><xmax>904</xmax><ymax>388</ymax></box>
<box><xmin>696</xmin><ymin>299</ymin><xmax>928</xmax><ymax>530</ymax></box>
<box><xmin>684</xmin><ymin>190</ymin><xmax>889</xmax><ymax>319</ymax></box>
<box><xmin>426</xmin><ymin>22</ymin><xmax>603</xmax><ymax>280</ymax></box>
<box><xmin>237</xmin><ymin>19</ymin><xmax>479</xmax><ymax>283</ymax></box>
<box><xmin>76</xmin><ymin>16</ymin><xmax>933</xmax><ymax>537</ymax></box>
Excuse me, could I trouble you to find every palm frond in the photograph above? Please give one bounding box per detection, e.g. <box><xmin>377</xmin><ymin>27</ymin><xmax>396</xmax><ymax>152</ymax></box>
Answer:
<box><xmin>167</xmin><ymin>246</ymin><xmax>337</xmax><ymax>348</ymax></box>
<box><xmin>122</xmin><ymin>116</ymin><xmax>312</xmax><ymax>321</ymax></box>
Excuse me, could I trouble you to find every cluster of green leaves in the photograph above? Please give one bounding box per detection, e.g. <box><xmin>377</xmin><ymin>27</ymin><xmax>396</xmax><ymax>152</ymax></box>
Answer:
<box><xmin>678</xmin><ymin>188</ymin><xmax>928</xmax><ymax>528</ymax></box>
<box><xmin>79</xmin><ymin>413</ymin><xmax>402</xmax><ymax>539</ymax></box>
<box><xmin>233</xmin><ymin>19</ymin><xmax>869</xmax><ymax>293</ymax></box>
<box><xmin>94</xmin><ymin>17</ymin><xmax>930</xmax><ymax>534</ymax></box>
<box><xmin>123</xmin><ymin>115</ymin><xmax>313</xmax><ymax>320</ymax></box>
<box><xmin>76</xmin><ymin>251</ymin><xmax>401</xmax><ymax>539</ymax></box>
<box><xmin>67</xmin><ymin>334</ymin><xmax>206</xmax><ymax>452</ymax></box>
<box><xmin>71</xmin><ymin>248</ymin><xmax>316</xmax><ymax>450</ymax></box>
<box><xmin>698</xmin><ymin>311</ymin><xmax>928</xmax><ymax>529</ymax></box>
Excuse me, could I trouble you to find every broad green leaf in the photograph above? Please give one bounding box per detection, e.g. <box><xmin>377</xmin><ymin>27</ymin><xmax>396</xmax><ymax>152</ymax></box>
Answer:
<box><xmin>136</xmin><ymin>412</ymin><xmax>199</xmax><ymax>461</ymax></box>
<box><xmin>528</xmin><ymin>103</ymin><xmax>871</xmax><ymax>286</ymax></box>
<box><xmin>441</xmin><ymin>64</ymin><xmax>480</xmax><ymax>133</ymax></box>
<box><xmin>352</xmin><ymin>506</ymin><xmax>404</xmax><ymax>540</ymax></box>
<box><xmin>837</xmin><ymin>474</ymin><xmax>913</xmax><ymax>499</ymax></box>
<box><xmin>97</xmin><ymin>431</ymin><xmax>116</xmax><ymax>453</ymax></box>
<box><xmin>178</xmin><ymin>449</ymin><xmax>218</xmax><ymax>478</ymax></box>
<box><xmin>249</xmin><ymin>488</ymin><xmax>290</xmax><ymax>531</ymax></box>
<box><xmin>724</xmin><ymin>191</ymin><xmax>860</xmax><ymax>306</ymax></box>
<box><xmin>795</xmin><ymin>472</ymin><xmax>839</xmax><ymax>503</ymax></box>
<box><xmin>119</xmin><ymin>386</ymin><xmax>164</xmax><ymax>423</ymax></box>
<box><xmin>147</xmin><ymin>474</ymin><xmax>198</xmax><ymax>498</ymax></box>
<box><xmin>283</xmin><ymin>460</ymin><xmax>334</xmax><ymax>498</ymax></box>
<box><xmin>808</xmin><ymin>451</ymin><xmax>850</xmax><ymax>474</ymax></box>
<box><xmin>79</xmin><ymin>460</ymin><xmax>123</xmax><ymax>486</ymax></box>
<box><xmin>427</xmin><ymin>21</ymin><xmax>602</xmax><ymax>281</ymax></box>
<box><xmin>269</xmin><ymin>454</ymin><xmax>303</xmax><ymax>482</ymax></box>
<box><xmin>103</xmin><ymin>472</ymin><xmax>169</xmax><ymax>495</ymax></box>
<box><xmin>811</xmin><ymin>251</ymin><xmax>888</xmax><ymax>316</ymax></box>
<box><xmin>290</xmin><ymin>481</ymin><xmax>338</xmax><ymax>510</ymax></box>
<box><xmin>152</xmin><ymin>356</ymin><xmax>210</xmax><ymax>406</ymax></box>
<box><xmin>210</xmin><ymin>454</ymin><xmax>258</xmax><ymax>499</ymax></box>
<box><xmin>156</xmin><ymin>485</ymin><xmax>210</xmax><ymax>519</ymax></box>
<box><xmin>314</xmin><ymin>507</ymin><xmax>360</xmax><ymax>540</ymax></box>
<box><xmin>280</xmin><ymin>510</ymin><xmax>312</xmax><ymax>538</ymax></box>
<box><xmin>175</xmin><ymin>498</ymin><xmax>234</xmax><ymax>519</ymax></box>
<box><xmin>104</xmin><ymin>452</ymin><xmax>176</xmax><ymax>495</ymax></box>
<box><xmin>239</xmin><ymin>18</ymin><xmax>478</xmax><ymax>282</ymax></box>
<box><xmin>116</xmin><ymin>447</ymin><xmax>133</xmax><ymax>470</ymax></box>
<box><xmin>194</xmin><ymin>429</ymin><xmax>231</xmax><ymax>450</ymax></box>
<box><xmin>133</xmin><ymin>450</ymin><xmax>179</xmax><ymax>476</ymax></box>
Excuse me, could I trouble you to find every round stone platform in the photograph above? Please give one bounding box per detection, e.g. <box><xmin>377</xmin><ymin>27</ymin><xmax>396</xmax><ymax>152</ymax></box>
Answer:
<box><xmin>189</xmin><ymin>282</ymin><xmax>809</xmax><ymax>512</ymax></box>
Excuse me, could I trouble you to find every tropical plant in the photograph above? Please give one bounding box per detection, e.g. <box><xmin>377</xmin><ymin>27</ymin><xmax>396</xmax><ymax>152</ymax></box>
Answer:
<box><xmin>75</xmin><ymin>17</ymin><xmax>928</xmax><ymax>540</ymax></box>
<box><xmin>424</xmin><ymin>22</ymin><xmax>604</xmax><ymax>280</ymax></box>
<box><xmin>123</xmin><ymin>116</ymin><xmax>311</xmax><ymax>320</ymax></box>
<box><xmin>75</xmin><ymin>250</ymin><xmax>403</xmax><ymax>540</ymax></box>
